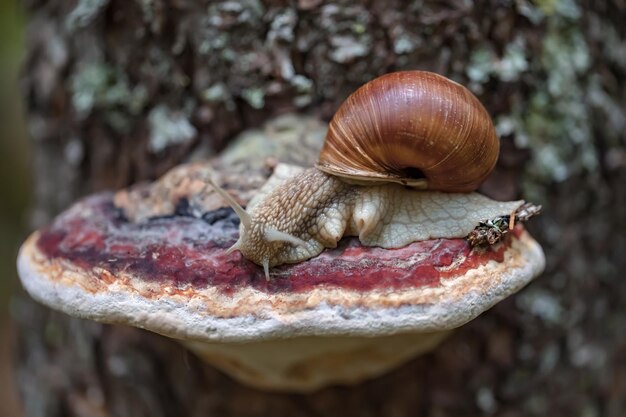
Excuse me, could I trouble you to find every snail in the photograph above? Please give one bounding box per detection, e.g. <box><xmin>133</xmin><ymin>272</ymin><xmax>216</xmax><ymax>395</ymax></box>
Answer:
<box><xmin>209</xmin><ymin>71</ymin><xmax>523</xmax><ymax>279</ymax></box>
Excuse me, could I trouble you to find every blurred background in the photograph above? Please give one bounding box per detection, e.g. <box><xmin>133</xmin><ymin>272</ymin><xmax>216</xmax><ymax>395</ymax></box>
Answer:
<box><xmin>2</xmin><ymin>1</ymin><xmax>626</xmax><ymax>416</ymax></box>
<box><xmin>0</xmin><ymin>1</ymin><xmax>28</xmax><ymax>417</ymax></box>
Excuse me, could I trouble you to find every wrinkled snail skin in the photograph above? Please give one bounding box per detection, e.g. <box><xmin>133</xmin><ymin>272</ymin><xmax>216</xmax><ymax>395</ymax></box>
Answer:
<box><xmin>317</xmin><ymin>71</ymin><xmax>500</xmax><ymax>192</ymax></box>
<box><xmin>209</xmin><ymin>71</ymin><xmax>511</xmax><ymax>278</ymax></box>
<box><xmin>229</xmin><ymin>168</ymin><xmax>354</xmax><ymax>275</ymax></box>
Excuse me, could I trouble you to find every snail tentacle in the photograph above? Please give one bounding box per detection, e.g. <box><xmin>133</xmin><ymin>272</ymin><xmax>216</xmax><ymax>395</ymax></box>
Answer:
<box><xmin>226</xmin><ymin>239</ymin><xmax>241</xmax><ymax>254</ymax></box>
<box><xmin>205</xmin><ymin>177</ymin><xmax>251</xmax><ymax>229</ymax></box>
<box><xmin>264</xmin><ymin>229</ymin><xmax>308</xmax><ymax>247</ymax></box>
<box><xmin>262</xmin><ymin>258</ymin><xmax>270</xmax><ymax>281</ymax></box>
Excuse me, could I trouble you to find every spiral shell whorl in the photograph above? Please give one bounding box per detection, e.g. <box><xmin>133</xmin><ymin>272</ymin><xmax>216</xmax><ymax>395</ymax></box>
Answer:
<box><xmin>316</xmin><ymin>71</ymin><xmax>499</xmax><ymax>193</ymax></box>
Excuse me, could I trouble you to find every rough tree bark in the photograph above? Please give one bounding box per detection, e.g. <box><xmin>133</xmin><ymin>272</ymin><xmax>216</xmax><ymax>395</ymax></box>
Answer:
<box><xmin>15</xmin><ymin>0</ymin><xmax>626</xmax><ymax>416</ymax></box>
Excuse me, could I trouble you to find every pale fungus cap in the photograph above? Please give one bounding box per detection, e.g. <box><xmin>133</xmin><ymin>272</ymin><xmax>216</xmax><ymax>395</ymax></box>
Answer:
<box><xmin>18</xmin><ymin>115</ymin><xmax>545</xmax><ymax>392</ymax></box>
<box><xmin>17</xmin><ymin>163</ymin><xmax>545</xmax><ymax>392</ymax></box>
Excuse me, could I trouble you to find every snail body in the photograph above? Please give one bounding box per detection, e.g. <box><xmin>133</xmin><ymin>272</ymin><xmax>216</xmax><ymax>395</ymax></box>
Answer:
<box><xmin>209</xmin><ymin>71</ymin><xmax>516</xmax><ymax>279</ymax></box>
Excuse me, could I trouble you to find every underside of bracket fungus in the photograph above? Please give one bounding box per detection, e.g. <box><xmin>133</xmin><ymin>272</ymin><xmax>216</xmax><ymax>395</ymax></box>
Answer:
<box><xmin>17</xmin><ymin>115</ymin><xmax>545</xmax><ymax>392</ymax></box>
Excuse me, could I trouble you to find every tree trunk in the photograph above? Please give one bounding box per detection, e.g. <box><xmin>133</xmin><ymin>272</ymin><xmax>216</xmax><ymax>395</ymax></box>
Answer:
<box><xmin>16</xmin><ymin>0</ymin><xmax>626</xmax><ymax>416</ymax></box>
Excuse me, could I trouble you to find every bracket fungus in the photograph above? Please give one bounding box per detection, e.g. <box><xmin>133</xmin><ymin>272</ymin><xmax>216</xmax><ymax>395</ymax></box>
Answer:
<box><xmin>18</xmin><ymin>76</ymin><xmax>545</xmax><ymax>392</ymax></box>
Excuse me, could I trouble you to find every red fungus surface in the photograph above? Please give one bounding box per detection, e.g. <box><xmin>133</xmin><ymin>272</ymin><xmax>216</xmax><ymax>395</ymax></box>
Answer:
<box><xmin>36</xmin><ymin>193</ymin><xmax>518</xmax><ymax>295</ymax></box>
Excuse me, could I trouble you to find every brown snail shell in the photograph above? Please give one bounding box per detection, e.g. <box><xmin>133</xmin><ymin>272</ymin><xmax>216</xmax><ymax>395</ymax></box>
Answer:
<box><xmin>316</xmin><ymin>71</ymin><xmax>500</xmax><ymax>193</ymax></box>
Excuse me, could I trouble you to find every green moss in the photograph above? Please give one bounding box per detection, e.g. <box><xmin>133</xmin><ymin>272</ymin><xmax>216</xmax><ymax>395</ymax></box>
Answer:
<box><xmin>139</xmin><ymin>0</ymin><xmax>155</xmax><ymax>22</ymax></box>
<box><xmin>202</xmin><ymin>83</ymin><xmax>237</xmax><ymax>111</ymax></box>
<box><xmin>467</xmin><ymin>46</ymin><xmax>495</xmax><ymax>85</ymax></box>
<box><xmin>268</xmin><ymin>8</ymin><xmax>297</xmax><ymax>44</ymax></box>
<box><xmin>148</xmin><ymin>105</ymin><xmax>196</xmax><ymax>153</ymax></box>
<box><xmin>467</xmin><ymin>38</ymin><xmax>528</xmax><ymax>87</ymax></box>
<box><xmin>206</xmin><ymin>0</ymin><xmax>264</xmax><ymax>29</ymax></box>
<box><xmin>521</xmin><ymin>23</ymin><xmax>594</xmax><ymax>183</ymax></box>
<box><xmin>351</xmin><ymin>22</ymin><xmax>366</xmax><ymax>35</ymax></box>
<box><xmin>587</xmin><ymin>14</ymin><xmax>626</xmax><ymax>70</ymax></box>
<box><xmin>203</xmin><ymin>83</ymin><xmax>228</xmax><ymax>101</ymax></box>
<box><xmin>199</xmin><ymin>33</ymin><xmax>229</xmax><ymax>54</ymax></box>
<box><xmin>290</xmin><ymin>75</ymin><xmax>314</xmax><ymax>107</ymax></box>
<box><xmin>490</xmin><ymin>1</ymin><xmax>600</xmax><ymax>200</ymax></box>
<box><xmin>535</xmin><ymin>0</ymin><xmax>581</xmax><ymax>19</ymax></box>
<box><xmin>70</xmin><ymin>62</ymin><xmax>148</xmax><ymax>123</ymax></box>
<box><xmin>65</xmin><ymin>0</ymin><xmax>110</xmax><ymax>31</ymax></box>
<box><xmin>321</xmin><ymin>5</ymin><xmax>373</xmax><ymax>64</ymax></box>
<box><xmin>241</xmin><ymin>87</ymin><xmax>265</xmax><ymax>109</ymax></box>
<box><xmin>498</xmin><ymin>39</ymin><xmax>529</xmax><ymax>82</ymax></box>
<box><xmin>329</xmin><ymin>35</ymin><xmax>371</xmax><ymax>64</ymax></box>
<box><xmin>392</xmin><ymin>34</ymin><xmax>417</xmax><ymax>55</ymax></box>
<box><xmin>142</xmin><ymin>46</ymin><xmax>178</xmax><ymax>83</ymax></box>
